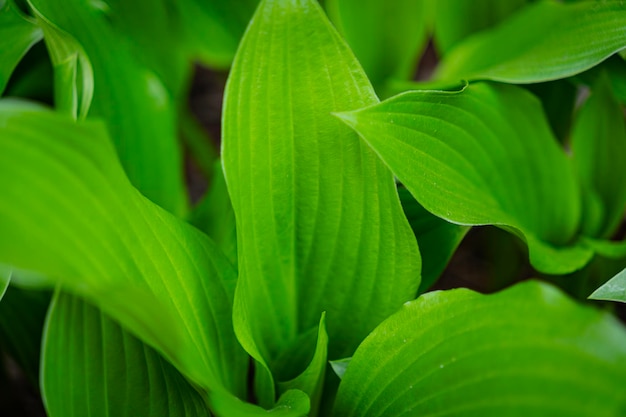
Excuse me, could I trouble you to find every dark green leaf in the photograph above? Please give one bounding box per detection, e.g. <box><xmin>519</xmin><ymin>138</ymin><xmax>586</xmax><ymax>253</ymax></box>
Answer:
<box><xmin>222</xmin><ymin>1</ymin><xmax>420</xmax><ymax>397</ymax></box>
<box><xmin>333</xmin><ymin>281</ymin><xmax>626</xmax><ymax>417</ymax></box>
<box><xmin>435</xmin><ymin>1</ymin><xmax>626</xmax><ymax>84</ymax></box>
<box><xmin>338</xmin><ymin>82</ymin><xmax>590</xmax><ymax>274</ymax></box>
<box><xmin>589</xmin><ymin>268</ymin><xmax>626</xmax><ymax>303</ymax></box>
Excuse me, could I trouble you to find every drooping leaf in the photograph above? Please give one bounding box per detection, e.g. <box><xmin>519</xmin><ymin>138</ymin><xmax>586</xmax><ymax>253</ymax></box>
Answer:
<box><xmin>398</xmin><ymin>186</ymin><xmax>469</xmax><ymax>293</ymax></box>
<box><xmin>338</xmin><ymin>82</ymin><xmax>590</xmax><ymax>274</ymax></box>
<box><xmin>0</xmin><ymin>100</ymin><xmax>247</xmax><ymax>397</ymax></box>
<box><xmin>325</xmin><ymin>0</ymin><xmax>429</xmax><ymax>93</ymax></box>
<box><xmin>0</xmin><ymin>0</ymin><xmax>43</xmax><ymax>95</ymax></box>
<box><xmin>332</xmin><ymin>280</ymin><xmax>626</xmax><ymax>417</ymax></box>
<box><xmin>435</xmin><ymin>1</ymin><xmax>626</xmax><ymax>84</ymax></box>
<box><xmin>571</xmin><ymin>72</ymin><xmax>626</xmax><ymax>239</ymax></box>
<box><xmin>432</xmin><ymin>0</ymin><xmax>528</xmax><ymax>56</ymax></box>
<box><xmin>222</xmin><ymin>1</ymin><xmax>420</xmax><ymax>402</ymax></box>
<box><xmin>28</xmin><ymin>0</ymin><xmax>188</xmax><ymax>216</ymax></box>
<box><xmin>41</xmin><ymin>292</ymin><xmax>210</xmax><ymax>417</ymax></box>
<box><xmin>589</xmin><ymin>268</ymin><xmax>626</xmax><ymax>303</ymax></box>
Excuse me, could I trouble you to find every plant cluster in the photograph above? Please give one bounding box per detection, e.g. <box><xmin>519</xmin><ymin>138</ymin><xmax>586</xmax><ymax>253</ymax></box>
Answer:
<box><xmin>1</xmin><ymin>0</ymin><xmax>626</xmax><ymax>416</ymax></box>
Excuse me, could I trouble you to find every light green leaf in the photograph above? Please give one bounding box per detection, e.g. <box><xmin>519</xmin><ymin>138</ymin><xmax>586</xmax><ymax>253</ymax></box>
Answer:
<box><xmin>42</xmin><ymin>292</ymin><xmax>210</xmax><ymax>417</ymax></box>
<box><xmin>435</xmin><ymin>1</ymin><xmax>626</xmax><ymax>84</ymax></box>
<box><xmin>329</xmin><ymin>358</ymin><xmax>351</xmax><ymax>380</ymax></box>
<box><xmin>0</xmin><ymin>0</ymin><xmax>43</xmax><ymax>95</ymax></box>
<box><xmin>0</xmin><ymin>100</ymin><xmax>247</xmax><ymax>397</ymax></box>
<box><xmin>333</xmin><ymin>280</ymin><xmax>626</xmax><ymax>417</ymax></box>
<box><xmin>325</xmin><ymin>0</ymin><xmax>429</xmax><ymax>93</ymax></box>
<box><xmin>28</xmin><ymin>0</ymin><xmax>188</xmax><ymax>216</ymax></box>
<box><xmin>398</xmin><ymin>186</ymin><xmax>469</xmax><ymax>293</ymax></box>
<box><xmin>589</xmin><ymin>268</ymin><xmax>626</xmax><ymax>303</ymax></box>
<box><xmin>338</xmin><ymin>82</ymin><xmax>590</xmax><ymax>274</ymax></box>
<box><xmin>208</xmin><ymin>389</ymin><xmax>310</xmax><ymax>417</ymax></box>
<box><xmin>222</xmin><ymin>0</ymin><xmax>420</xmax><ymax>389</ymax></box>
<box><xmin>572</xmin><ymin>73</ymin><xmax>626</xmax><ymax>239</ymax></box>
<box><xmin>0</xmin><ymin>284</ymin><xmax>48</xmax><ymax>386</ymax></box>
<box><xmin>432</xmin><ymin>0</ymin><xmax>528</xmax><ymax>56</ymax></box>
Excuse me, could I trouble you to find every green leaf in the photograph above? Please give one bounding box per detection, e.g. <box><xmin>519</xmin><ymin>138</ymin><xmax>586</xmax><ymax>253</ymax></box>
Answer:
<box><xmin>325</xmin><ymin>0</ymin><xmax>429</xmax><ymax>93</ymax></box>
<box><xmin>571</xmin><ymin>73</ymin><xmax>626</xmax><ymax>239</ymax></box>
<box><xmin>332</xmin><ymin>280</ymin><xmax>626</xmax><ymax>417</ymax></box>
<box><xmin>329</xmin><ymin>358</ymin><xmax>351</xmax><ymax>380</ymax></box>
<box><xmin>338</xmin><ymin>82</ymin><xmax>590</xmax><ymax>274</ymax></box>
<box><xmin>222</xmin><ymin>0</ymin><xmax>420</xmax><ymax>389</ymax></box>
<box><xmin>435</xmin><ymin>1</ymin><xmax>626</xmax><ymax>84</ymax></box>
<box><xmin>589</xmin><ymin>268</ymin><xmax>626</xmax><ymax>303</ymax></box>
<box><xmin>398</xmin><ymin>187</ymin><xmax>469</xmax><ymax>293</ymax></box>
<box><xmin>0</xmin><ymin>100</ymin><xmax>247</xmax><ymax>397</ymax></box>
<box><xmin>42</xmin><ymin>292</ymin><xmax>210</xmax><ymax>417</ymax></box>
<box><xmin>0</xmin><ymin>265</ymin><xmax>10</xmax><ymax>300</ymax></box>
<box><xmin>432</xmin><ymin>0</ymin><xmax>528</xmax><ymax>56</ymax></box>
<box><xmin>208</xmin><ymin>389</ymin><xmax>310</xmax><ymax>417</ymax></box>
<box><xmin>0</xmin><ymin>284</ymin><xmax>49</xmax><ymax>386</ymax></box>
<box><xmin>0</xmin><ymin>0</ymin><xmax>43</xmax><ymax>95</ymax></box>
<box><xmin>29</xmin><ymin>0</ymin><xmax>188</xmax><ymax>216</ymax></box>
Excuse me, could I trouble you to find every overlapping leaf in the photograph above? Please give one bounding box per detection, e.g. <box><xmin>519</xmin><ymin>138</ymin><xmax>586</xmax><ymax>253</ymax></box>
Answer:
<box><xmin>338</xmin><ymin>82</ymin><xmax>590</xmax><ymax>274</ymax></box>
<box><xmin>0</xmin><ymin>0</ymin><xmax>43</xmax><ymax>95</ymax></box>
<box><xmin>332</xmin><ymin>281</ymin><xmax>626</xmax><ymax>416</ymax></box>
<box><xmin>222</xmin><ymin>0</ymin><xmax>420</xmax><ymax>405</ymax></box>
<box><xmin>435</xmin><ymin>1</ymin><xmax>626</xmax><ymax>84</ymax></box>
<box><xmin>0</xmin><ymin>100</ymin><xmax>247</xmax><ymax>397</ymax></box>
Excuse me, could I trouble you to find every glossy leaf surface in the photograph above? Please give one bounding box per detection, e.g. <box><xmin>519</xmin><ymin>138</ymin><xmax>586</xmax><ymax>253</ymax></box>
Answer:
<box><xmin>0</xmin><ymin>0</ymin><xmax>43</xmax><ymax>94</ymax></box>
<box><xmin>0</xmin><ymin>101</ymin><xmax>247</xmax><ymax>397</ymax></box>
<box><xmin>333</xmin><ymin>281</ymin><xmax>626</xmax><ymax>416</ymax></box>
<box><xmin>435</xmin><ymin>1</ymin><xmax>626</xmax><ymax>84</ymax></box>
<box><xmin>589</xmin><ymin>268</ymin><xmax>626</xmax><ymax>303</ymax></box>
<box><xmin>42</xmin><ymin>293</ymin><xmax>210</xmax><ymax>417</ymax></box>
<box><xmin>338</xmin><ymin>83</ymin><xmax>589</xmax><ymax>274</ymax></box>
<box><xmin>222</xmin><ymin>0</ymin><xmax>420</xmax><ymax>380</ymax></box>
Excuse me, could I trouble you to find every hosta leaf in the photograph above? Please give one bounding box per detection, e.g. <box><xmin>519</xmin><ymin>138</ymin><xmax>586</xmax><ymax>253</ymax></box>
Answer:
<box><xmin>0</xmin><ymin>100</ymin><xmax>247</xmax><ymax>397</ymax></box>
<box><xmin>0</xmin><ymin>284</ymin><xmax>49</xmax><ymax>386</ymax></box>
<box><xmin>435</xmin><ymin>1</ymin><xmax>626</xmax><ymax>84</ymax></box>
<box><xmin>398</xmin><ymin>187</ymin><xmax>469</xmax><ymax>293</ymax></box>
<box><xmin>338</xmin><ymin>82</ymin><xmax>590</xmax><ymax>274</ymax></box>
<box><xmin>42</xmin><ymin>292</ymin><xmax>210</xmax><ymax>417</ymax></box>
<box><xmin>325</xmin><ymin>0</ymin><xmax>429</xmax><ymax>93</ymax></box>
<box><xmin>432</xmin><ymin>0</ymin><xmax>528</xmax><ymax>56</ymax></box>
<box><xmin>332</xmin><ymin>281</ymin><xmax>626</xmax><ymax>417</ymax></box>
<box><xmin>209</xmin><ymin>389</ymin><xmax>310</xmax><ymax>417</ymax></box>
<box><xmin>589</xmin><ymin>268</ymin><xmax>626</xmax><ymax>303</ymax></box>
<box><xmin>222</xmin><ymin>0</ymin><xmax>420</xmax><ymax>394</ymax></box>
<box><xmin>28</xmin><ymin>0</ymin><xmax>187</xmax><ymax>216</ymax></box>
<box><xmin>571</xmin><ymin>73</ymin><xmax>626</xmax><ymax>239</ymax></box>
<box><xmin>0</xmin><ymin>0</ymin><xmax>43</xmax><ymax>95</ymax></box>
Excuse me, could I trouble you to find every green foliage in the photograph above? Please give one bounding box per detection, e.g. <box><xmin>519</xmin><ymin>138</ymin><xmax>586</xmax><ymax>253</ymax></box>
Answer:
<box><xmin>1</xmin><ymin>0</ymin><xmax>626</xmax><ymax>416</ymax></box>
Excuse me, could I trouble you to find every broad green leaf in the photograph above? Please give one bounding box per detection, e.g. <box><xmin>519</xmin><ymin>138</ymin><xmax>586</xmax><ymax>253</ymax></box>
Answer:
<box><xmin>398</xmin><ymin>187</ymin><xmax>469</xmax><ymax>293</ymax></box>
<box><xmin>28</xmin><ymin>0</ymin><xmax>188</xmax><ymax>216</ymax></box>
<box><xmin>209</xmin><ymin>389</ymin><xmax>310</xmax><ymax>417</ymax></box>
<box><xmin>435</xmin><ymin>1</ymin><xmax>626</xmax><ymax>84</ymax></box>
<box><xmin>0</xmin><ymin>0</ymin><xmax>43</xmax><ymax>95</ymax></box>
<box><xmin>325</xmin><ymin>0</ymin><xmax>429</xmax><ymax>93</ymax></box>
<box><xmin>42</xmin><ymin>292</ymin><xmax>210</xmax><ymax>417</ymax></box>
<box><xmin>589</xmin><ymin>268</ymin><xmax>626</xmax><ymax>303</ymax></box>
<box><xmin>0</xmin><ymin>284</ymin><xmax>49</xmax><ymax>386</ymax></box>
<box><xmin>179</xmin><ymin>0</ymin><xmax>259</xmax><ymax>69</ymax></box>
<box><xmin>222</xmin><ymin>0</ymin><xmax>420</xmax><ymax>390</ymax></box>
<box><xmin>338</xmin><ymin>82</ymin><xmax>590</xmax><ymax>274</ymax></box>
<box><xmin>571</xmin><ymin>73</ymin><xmax>626</xmax><ymax>239</ymax></box>
<box><xmin>189</xmin><ymin>161</ymin><xmax>238</xmax><ymax>267</ymax></box>
<box><xmin>432</xmin><ymin>0</ymin><xmax>528</xmax><ymax>56</ymax></box>
<box><xmin>332</xmin><ymin>281</ymin><xmax>626</xmax><ymax>417</ymax></box>
<box><xmin>0</xmin><ymin>100</ymin><xmax>247</xmax><ymax>397</ymax></box>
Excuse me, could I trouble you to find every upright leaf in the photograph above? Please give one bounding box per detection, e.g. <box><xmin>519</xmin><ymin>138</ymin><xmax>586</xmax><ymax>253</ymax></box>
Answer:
<box><xmin>222</xmin><ymin>0</ymin><xmax>420</xmax><ymax>399</ymax></box>
<box><xmin>338</xmin><ymin>83</ymin><xmax>591</xmax><ymax>274</ymax></box>
<box><xmin>0</xmin><ymin>101</ymin><xmax>247</xmax><ymax>397</ymax></box>
<box><xmin>0</xmin><ymin>0</ymin><xmax>43</xmax><ymax>95</ymax></box>
<box><xmin>325</xmin><ymin>0</ymin><xmax>429</xmax><ymax>93</ymax></box>
<box><xmin>42</xmin><ymin>292</ymin><xmax>210</xmax><ymax>417</ymax></box>
<box><xmin>333</xmin><ymin>281</ymin><xmax>626</xmax><ymax>417</ymax></box>
<box><xmin>571</xmin><ymin>73</ymin><xmax>626</xmax><ymax>239</ymax></box>
<box><xmin>435</xmin><ymin>1</ymin><xmax>626</xmax><ymax>84</ymax></box>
